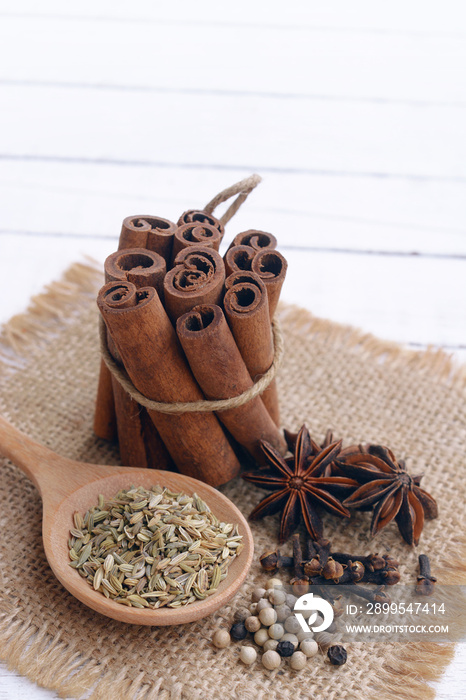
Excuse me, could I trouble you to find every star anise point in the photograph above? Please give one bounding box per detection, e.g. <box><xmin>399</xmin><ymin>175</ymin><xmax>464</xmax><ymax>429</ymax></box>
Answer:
<box><xmin>243</xmin><ymin>425</ymin><xmax>356</xmax><ymax>543</ymax></box>
<box><xmin>339</xmin><ymin>446</ymin><xmax>437</xmax><ymax>546</ymax></box>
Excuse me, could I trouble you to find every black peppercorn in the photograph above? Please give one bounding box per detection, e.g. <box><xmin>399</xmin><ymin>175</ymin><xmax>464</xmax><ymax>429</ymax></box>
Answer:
<box><xmin>230</xmin><ymin>622</ymin><xmax>248</xmax><ymax>640</ymax></box>
<box><xmin>327</xmin><ymin>644</ymin><xmax>347</xmax><ymax>666</ymax></box>
<box><xmin>276</xmin><ymin>640</ymin><xmax>295</xmax><ymax>657</ymax></box>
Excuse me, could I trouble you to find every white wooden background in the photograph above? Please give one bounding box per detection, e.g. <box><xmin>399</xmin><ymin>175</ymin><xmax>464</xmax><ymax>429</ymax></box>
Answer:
<box><xmin>0</xmin><ymin>1</ymin><xmax>464</xmax><ymax>697</ymax></box>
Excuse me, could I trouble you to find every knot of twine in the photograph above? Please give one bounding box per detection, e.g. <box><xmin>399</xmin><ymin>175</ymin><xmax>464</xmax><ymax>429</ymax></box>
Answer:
<box><xmin>99</xmin><ymin>173</ymin><xmax>281</xmax><ymax>414</ymax></box>
<box><xmin>99</xmin><ymin>316</ymin><xmax>284</xmax><ymax>414</ymax></box>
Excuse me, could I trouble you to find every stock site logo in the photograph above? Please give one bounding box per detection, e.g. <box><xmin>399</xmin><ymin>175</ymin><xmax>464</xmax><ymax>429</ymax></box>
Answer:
<box><xmin>294</xmin><ymin>593</ymin><xmax>334</xmax><ymax>633</ymax></box>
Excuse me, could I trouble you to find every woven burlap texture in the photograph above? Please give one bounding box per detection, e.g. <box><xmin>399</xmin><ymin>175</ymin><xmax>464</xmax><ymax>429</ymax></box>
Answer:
<box><xmin>0</xmin><ymin>263</ymin><xmax>464</xmax><ymax>700</ymax></box>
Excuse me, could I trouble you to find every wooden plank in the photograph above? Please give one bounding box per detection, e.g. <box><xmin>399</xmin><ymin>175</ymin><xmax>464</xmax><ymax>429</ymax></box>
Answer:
<box><xmin>0</xmin><ymin>14</ymin><xmax>464</xmax><ymax>103</ymax></box>
<box><xmin>0</xmin><ymin>669</ymin><xmax>59</xmax><ymax>699</ymax></box>
<box><xmin>0</xmin><ymin>6</ymin><xmax>466</xmax><ymax>104</ymax></box>
<box><xmin>282</xmin><ymin>248</ymin><xmax>466</xmax><ymax>347</ymax></box>
<box><xmin>0</xmin><ymin>232</ymin><xmax>464</xmax><ymax>350</ymax></box>
<box><xmin>1</xmin><ymin>162</ymin><xmax>465</xmax><ymax>255</ymax></box>
<box><xmin>1</xmin><ymin>85</ymin><xmax>464</xmax><ymax>181</ymax></box>
<box><xmin>4</xmin><ymin>0</ymin><xmax>466</xmax><ymax>35</ymax></box>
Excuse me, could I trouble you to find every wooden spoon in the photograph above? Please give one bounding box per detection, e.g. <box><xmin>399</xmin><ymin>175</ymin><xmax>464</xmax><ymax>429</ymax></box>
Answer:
<box><xmin>0</xmin><ymin>415</ymin><xmax>254</xmax><ymax>625</ymax></box>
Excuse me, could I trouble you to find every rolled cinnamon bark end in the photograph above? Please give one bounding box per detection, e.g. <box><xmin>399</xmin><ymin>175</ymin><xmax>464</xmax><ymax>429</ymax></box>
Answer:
<box><xmin>172</xmin><ymin>223</ymin><xmax>222</xmax><ymax>263</ymax></box>
<box><xmin>224</xmin><ymin>272</ymin><xmax>280</xmax><ymax>426</ymax></box>
<box><xmin>97</xmin><ymin>282</ymin><xmax>241</xmax><ymax>486</ymax></box>
<box><xmin>224</xmin><ymin>245</ymin><xmax>256</xmax><ymax>277</ymax></box>
<box><xmin>177</xmin><ymin>209</ymin><xmax>224</xmax><ymax>240</ymax></box>
<box><xmin>177</xmin><ymin>305</ymin><xmax>286</xmax><ymax>462</ymax></box>
<box><xmin>119</xmin><ymin>215</ymin><xmax>177</xmax><ymax>262</ymax></box>
<box><xmin>164</xmin><ymin>246</ymin><xmax>225</xmax><ymax>323</ymax></box>
<box><xmin>251</xmin><ymin>249</ymin><xmax>288</xmax><ymax>320</ymax></box>
<box><xmin>227</xmin><ymin>230</ymin><xmax>277</xmax><ymax>253</ymax></box>
<box><xmin>104</xmin><ymin>247</ymin><xmax>167</xmax><ymax>300</ymax></box>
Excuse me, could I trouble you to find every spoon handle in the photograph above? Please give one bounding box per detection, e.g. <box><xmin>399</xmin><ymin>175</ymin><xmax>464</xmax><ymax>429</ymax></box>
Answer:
<box><xmin>0</xmin><ymin>414</ymin><xmax>73</xmax><ymax>492</ymax></box>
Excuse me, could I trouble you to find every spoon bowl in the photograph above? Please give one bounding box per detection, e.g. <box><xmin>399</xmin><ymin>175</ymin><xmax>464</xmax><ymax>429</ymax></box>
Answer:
<box><xmin>0</xmin><ymin>416</ymin><xmax>254</xmax><ymax>625</ymax></box>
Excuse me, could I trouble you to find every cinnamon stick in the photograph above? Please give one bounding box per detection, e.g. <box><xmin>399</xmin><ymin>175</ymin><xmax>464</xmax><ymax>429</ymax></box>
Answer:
<box><xmin>251</xmin><ymin>249</ymin><xmax>288</xmax><ymax>319</ymax></box>
<box><xmin>177</xmin><ymin>210</ymin><xmax>224</xmax><ymax>240</ymax></box>
<box><xmin>224</xmin><ymin>245</ymin><xmax>256</xmax><ymax>278</ymax></box>
<box><xmin>93</xmin><ymin>359</ymin><xmax>117</xmax><ymax>441</ymax></box>
<box><xmin>97</xmin><ymin>283</ymin><xmax>149</xmax><ymax>467</ymax></box>
<box><xmin>227</xmin><ymin>229</ymin><xmax>277</xmax><ymax>252</ymax></box>
<box><xmin>100</xmin><ymin>249</ymin><xmax>173</xmax><ymax>470</ymax></box>
<box><xmin>224</xmin><ymin>271</ymin><xmax>280</xmax><ymax>426</ymax></box>
<box><xmin>105</xmin><ymin>248</ymin><xmax>166</xmax><ymax>300</ymax></box>
<box><xmin>95</xmin><ymin>221</ymin><xmax>175</xmax><ymax>441</ymax></box>
<box><xmin>171</xmin><ymin>222</ymin><xmax>222</xmax><ymax>263</ymax></box>
<box><xmin>163</xmin><ymin>246</ymin><xmax>225</xmax><ymax>323</ymax></box>
<box><xmin>97</xmin><ymin>282</ymin><xmax>241</xmax><ymax>486</ymax></box>
<box><xmin>176</xmin><ymin>305</ymin><xmax>286</xmax><ymax>462</ymax></box>
<box><xmin>119</xmin><ymin>215</ymin><xmax>177</xmax><ymax>262</ymax></box>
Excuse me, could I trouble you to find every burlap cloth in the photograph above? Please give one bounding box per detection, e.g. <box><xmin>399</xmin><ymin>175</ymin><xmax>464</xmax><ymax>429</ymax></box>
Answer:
<box><xmin>0</xmin><ymin>263</ymin><xmax>465</xmax><ymax>700</ymax></box>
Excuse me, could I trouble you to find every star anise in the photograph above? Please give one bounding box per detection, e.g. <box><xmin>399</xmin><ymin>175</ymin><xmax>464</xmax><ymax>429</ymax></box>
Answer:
<box><xmin>242</xmin><ymin>425</ymin><xmax>357</xmax><ymax>543</ymax></box>
<box><xmin>284</xmin><ymin>428</ymin><xmax>358</xmax><ymax>477</ymax></box>
<box><xmin>337</xmin><ymin>445</ymin><xmax>438</xmax><ymax>546</ymax></box>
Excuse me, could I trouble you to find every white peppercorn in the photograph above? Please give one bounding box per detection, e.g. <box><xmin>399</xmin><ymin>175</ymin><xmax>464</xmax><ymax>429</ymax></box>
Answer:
<box><xmin>268</xmin><ymin>623</ymin><xmax>285</xmax><ymax>640</ymax></box>
<box><xmin>275</xmin><ymin>604</ymin><xmax>292</xmax><ymax>622</ymax></box>
<box><xmin>234</xmin><ymin>607</ymin><xmax>251</xmax><ymax>623</ymax></box>
<box><xmin>259</xmin><ymin>607</ymin><xmax>277</xmax><ymax>627</ymax></box>
<box><xmin>262</xmin><ymin>650</ymin><xmax>281</xmax><ymax>670</ymax></box>
<box><xmin>297</xmin><ymin>630</ymin><xmax>313</xmax><ymax>643</ymax></box>
<box><xmin>300</xmin><ymin>639</ymin><xmax>318</xmax><ymax>658</ymax></box>
<box><xmin>245</xmin><ymin>616</ymin><xmax>261</xmax><ymax>633</ymax></box>
<box><xmin>256</xmin><ymin>598</ymin><xmax>272</xmax><ymax>612</ymax></box>
<box><xmin>314</xmin><ymin>631</ymin><xmax>334</xmax><ymax>650</ymax></box>
<box><xmin>212</xmin><ymin>629</ymin><xmax>231</xmax><ymax>648</ymax></box>
<box><xmin>254</xmin><ymin>628</ymin><xmax>270</xmax><ymax>647</ymax></box>
<box><xmin>263</xmin><ymin>639</ymin><xmax>279</xmax><ymax>652</ymax></box>
<box><xmin>281</xmin><ymin>633</ymin><xmax>299</xmax><ymax>649</ymax></box>
<box><xmin>284</xmin><ymin>615</ymin><xmax>302</xmax><ymax>635</ymax></box>
<box><xmin>249</xmin><ymin>603</ymin><xmax>258</xmax><ymax>615</ymax></box>
<box><xmin>290</xmin><ymin>651</ymin><xmax>307</xmax><ymax>670</ymax></box>
<box><xmin>265</xmin><ymin>578</ymin><xmax>283</xmax><ymax>590</ymax></box>
<box><xmin>240</xmin><ymin>646</ymin><xmax>257</xmax><ymax>665</ymax></box>
<box><xmin>251</xmin><ymin>587</ymin><xmax>266</xmax><ymax>602</ymax></box>
<box><xmin>285</xmin><ymin>593</ymin><xmax>297</xmax><ymax>608</ymax></box>
<box><xmin>268</xmin><ymin>588</ymin><xmax>287</xmax><ymax>606</ymax></box>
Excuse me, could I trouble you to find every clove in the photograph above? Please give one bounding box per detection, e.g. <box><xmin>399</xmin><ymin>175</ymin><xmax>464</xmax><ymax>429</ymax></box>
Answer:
<box><xmin>314</xmin><ymin>539</ymin><xmax>332</xmax><ymax>567</ymax></box>
<box><xmin>332</xmin><ymin>552</ymin><xmax>387</xmax><ymax>572</ymax></box>
<box><xmin>259</xmin><ymin>549</ymin><xmax>293</xmax><ymax>572</ymax></box>
<box><xmin>363</xmin><ymin>566</ymin><xmax>401</xmax><ymax>586</ymax></box>
<box><xmin>290</xmin><ymin>533</ymin><xmax>309</xmax><ymax>595</ymax></box>
<box><xmin>415</xmin><ymin>554</ymin><xmax>436</xmax><ymax>596</ymax></box>
<box><xmin>303</xmin><ymin>538</ymin><xmax>344</xmax><ymax>581</ymax></box>
<box><xmin>343</xmin><ymin>560</ymin><xmax>365</xmax><ymax>583</ymax></box>
<box><xmin>341</xmin><ymin>584</ymin><xmax>390</xmax><ymax>604</ymax></box>
<box><xmin>305</xmin><ymin>538</ymin><xmax>317</xmax><ymax>560</ymax></box>
<box><xmin>304</xmin><ymin>557</ymin><xmax>324</xmax><ymax>578</ymax></box>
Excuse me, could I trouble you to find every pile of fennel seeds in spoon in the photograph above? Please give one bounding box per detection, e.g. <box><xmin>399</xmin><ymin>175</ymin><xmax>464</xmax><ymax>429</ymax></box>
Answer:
<box><xmin>68</xmin><ymin>485</ymin><xmax>243</xmax><ymax>608</ymax></box>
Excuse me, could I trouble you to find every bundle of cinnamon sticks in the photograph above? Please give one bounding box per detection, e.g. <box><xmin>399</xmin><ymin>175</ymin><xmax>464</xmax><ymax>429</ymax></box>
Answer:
<box><xmin>95</xmin><ymin>211</ymin><xmax>288</xmax><ymax>487</ymax></box>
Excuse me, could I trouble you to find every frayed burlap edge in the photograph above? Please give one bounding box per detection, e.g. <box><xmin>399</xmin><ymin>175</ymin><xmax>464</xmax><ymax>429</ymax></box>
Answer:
<box><xmin>0</xmin><ymin>261</ymin><xmax>463</xmax><ymax>700</ymax></box>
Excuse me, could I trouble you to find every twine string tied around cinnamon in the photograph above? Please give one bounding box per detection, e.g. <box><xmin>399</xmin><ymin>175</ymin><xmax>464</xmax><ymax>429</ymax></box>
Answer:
<box><xmin>99</xmin><ymin>315</ymin><xmax>284</xmax><ymax>414</ymax></box>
